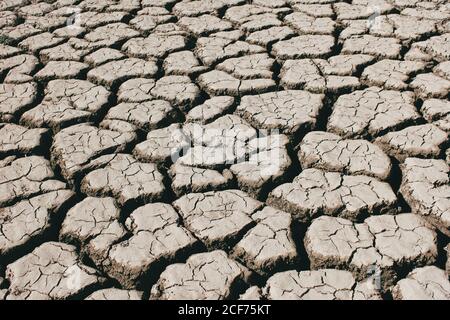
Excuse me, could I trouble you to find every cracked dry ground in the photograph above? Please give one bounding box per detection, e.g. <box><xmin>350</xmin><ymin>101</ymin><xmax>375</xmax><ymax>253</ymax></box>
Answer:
<box><xmin>0</xmin><ymin>0</ymin><xmax>449</xmax><ymax>301</ymax></box>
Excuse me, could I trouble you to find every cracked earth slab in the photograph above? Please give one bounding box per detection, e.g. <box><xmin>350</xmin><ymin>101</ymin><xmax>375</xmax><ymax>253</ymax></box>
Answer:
<box><xmin>84</xmin><ymin>48</ymin><xmax>125</xmax><ymax>68</ymax></box>
<box><xmin>327</xmin><ymin>87</ymin><xmax>421</xmax><ymax>139</ymax></box>
<box><xmin>1</xmin><ymin>190</ymin><xmax>75</xmax><ymax>260</ymax></box>
<box><xmin>87</xmin><ymin>58</ymin><xmax>158</xmax><ymax>89</ymax></box>
<box><xmin>341</xmin><ymin>35</ymin><xmax>402</xmax><ymax>59</ymax></box>
<box><xmin>195</xmin><ymin>36</ymin><xmax>265</xmax><ymax>66</ymax></box>
<box><xmin>183</xmin><ymin>114</ymin><xmax>257</xmax><ymax>148</ymax></box>
<box><xmin>392</xmin><ymin>266</ymin><xmax>450</xmax><ymax>300</ymax></box>
<box><xmin>0</xmin><ymin>54</ymin><xmax>39</xmax><ymax>83</ymax></box>
<box><xmin>116</xmin><ymin>76</ymin><xmax>201</xmax><ymax>111</ymax></box>
<box><xmin>104</xmin><ymin>100</ymin><xmax>177</xmax><ymax>132</ymax></box>
<box><xmin>412</xmin><ymin>33</ymin><xmax>450</xmax><ymax>62</ymax></box>
<box><xmin>59</xmin><ymin>196</ymin><xmax>126</xmax><ymax>268</ymax></box>
<box><xmin>0</xmin><ymin>82</ymin><xmax>37</xmax><ymax>122</ymax></box>
<box><xmin>280</xmin><ymin>55</ymin><xmax>375</xmax><ymax>93</ymax></box>
<box><xmin>179</xmin><ymin>115</ymin><xmax>258</xmax><ymax>170</ymax></box>
<box><xmin>39</xmin><ymin>44</ymin><xmax>90</xmax><ymax>65</ymax></box>
<box><xmin>284</xmin><ymin>12</ymin><xmax>336</xmax><ymax>35</ymax></box>
<box><xmin>186</xmin><ymin>96</ymin><xmax>235</xmax><ymax>124</ymax></box>
<box><xmin>247</xmin><ymin>26</ymin><xmax>295</xmax><ymax>48</ymax></box>
<box><xmin>0</xmin><ymin>123</ymin><xmax>48</xmax><ymax>157</ymax></box>
<box><xmin>268</xmin><ymin>168</ymin><xmax>397</xmax><ymax>222</ymax></box>
<box><xmin>230</xmin><ymin>134</ymin><xmax>292</xmax><ymax>198</ymax></box>
<box><xmin>20</xmin><ymin>80</ymin><xmax>111</xmax><ymax>132</ymax></box>
<box><xmin>150</xmin><ymin>250</ymin><xmax>252</xmax><ymax>300</ymax></box>
<box><xmin>34</xmin><ymin>61</ymin><xmax>89</xmax><ymax>82</ymax></box>
<box><xmin>5</xmin><ymin>242</ymin><xmax>106</xmax><ymax>300</ymax></box>
<box><xmin>272</xmin><ymin>35</ymin><xmax>335</xmax><ymax>60</ymax></box>
<box><xmin>299</xmin><ymin>131</ymin><xmax>392</xmax><ymax>180</ymax></box>
<box><xmin>85</xmin><ymin>288</ymin><xmax>143</xmax><ymax>300</ymax></box>
<box><xmin>361</xmin><ymin>60</ymin><xmax>428</xmax><ymax>90</ymax></box>
<box><xmin>410</xmin><ymin>73</ymin><xmax>450</xmax><ymax>99</ymax></box>
<box><xmin>198</xmin><ymin>53</ymin><xmax>277</xmax><ymax>96</ymax></box>
<box><xmin>374</xmin><ymin>124</ymin><xmax>448</xmax><ymax>161</ymax></box>
<box><xmin>169</xmin><ymin>163</ymin><xmax>233</xmax><ymax>197</ymax></box>
<box><xmin>173</xmin><ymin>190</ymin><xmax>263</xmax><ymax>250</ymax></box>
<box><xmin>236</xmin><ymin>90</ymin><xmax>324</xmax><ymax>137</ymax></box>
<box><xmin>263</xmin><ymin>269</ymin><xmax>382</xmax><ymax>300</ymax></box>
<box><xmin>103</xmin><ymin>202</ymin><xmax>199</xmax><ymax>289</ymax></box>
<box><xmin>399</xmin><ymin>158</ymin><xmax>450</xmax><ymax>237</ymax></box>
<box><xmin>133</xmin><ymin>123</ymin><xmax>190</xmax><ymax>164</ymax></box>
<box><xmin>51</xmin><ymin>123</ymin><xmax>134</xmax><ymax>179</ymax></box>
<box><xmin>224</xmin><ymin>4</ymin><xmax>288</xmax><ymax>33</ymax></box>
<box><xmin>304</xmin><ymin>214</ymin><xmax>438</xmax><ymax>291</ymax></box>
<box><xmin>0</xmin><ymin>156</ymin><xmax>67</xmax><ymax>207</ymax></box>
<box><xmin>81</xmin><ymin>154</ymin><xmax>166</xmax><ymax>206</ymax></box>
<box><xmin>198</xmin><ymin>70</ymin><xmax>277</xmax><ymax>97</ymax></box>
<box><xmin>163</xmin><ymin>51</ymin><xmax>207</xmax><ymax>77</ymax></box>
<box><xmin>231</xmin><ymin>206</ymin><xmax>298</xmax><ymax>276</ymax></box>
<box><xmin>122</xmin><ymin>34</ymin><xmax>188</xmax><ymax>60</ymax></box>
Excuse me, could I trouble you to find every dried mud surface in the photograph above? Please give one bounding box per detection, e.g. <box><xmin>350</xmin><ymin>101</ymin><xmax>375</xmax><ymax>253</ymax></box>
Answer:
<box><xmin>0</xmin><ymin>0</ymin><xmax>449</xmax><ymax>300</ymax></box>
